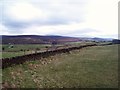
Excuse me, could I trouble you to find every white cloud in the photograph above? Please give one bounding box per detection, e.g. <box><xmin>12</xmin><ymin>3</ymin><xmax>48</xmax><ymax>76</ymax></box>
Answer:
<box><xmin>2</xmin><ymin>0</ymin><xmax>87</xmax><ymax>24</ymax></box>
<box><xmin>5</xmin><ymin>2</ymin><xmax>48</xmax><ymax>22</ymax></box>
<box><xmin>0</xmin><ymin>23</ymin><xmax>10</xmax><ymax>35</ymax></box>
<box><xmin>1</xmin><ymin>0</ymin><xmax>119</xmax><ymax>39</ymax></box>
<box><xmin>18</xmin><ymin>22</ymin><xmax>98</xmax><ymax>37</ymax></box>
<box><xmin>84</xmin><ymin>0</ymin><xmax>118</xmax><ymax>37</ymax></box>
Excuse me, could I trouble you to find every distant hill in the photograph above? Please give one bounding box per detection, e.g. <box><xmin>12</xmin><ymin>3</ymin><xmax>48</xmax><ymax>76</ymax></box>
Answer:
<box><xmin>112</xmin><ymin>39</ymin><xmax>120</xmax><ymax>44</ymax></box>
<box><xmin>0</xmin><ymin>35</ymin><xmax>113</xmax><ymax>44</ymax></box>
<box><xmin>91</xmin><ymin>37</ymin><xmax>113</xmax><ymax>42</ymax></box>
<box><xmin>79</xmin><ymin>37</ymin><xmax>113</xmax><ymax>42</ymax></box>
<box><xmin>1</xmin><ymin>35</ymin><xmax>81</xmax><ymax>44</ymax></box>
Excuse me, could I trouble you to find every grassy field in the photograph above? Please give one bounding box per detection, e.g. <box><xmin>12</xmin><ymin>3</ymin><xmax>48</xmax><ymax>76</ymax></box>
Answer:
<box><xmin>1</xmin><ymin>42</ymin><xmax>97</xmax><ymax>58</ymax></box>
<box><xmin>1</xmin><ymin>44</ymin><xmax>54</xmax><ymax>58</ymax></box>
<box><xmin>2</xmin><ymin>44</ymin><xmax>118</xmax><ymax>88</ymax></box>
<box><xmin>2</xmin><ymin>44</ymin><xmax>52</xmax><ymax>51</ymax></box>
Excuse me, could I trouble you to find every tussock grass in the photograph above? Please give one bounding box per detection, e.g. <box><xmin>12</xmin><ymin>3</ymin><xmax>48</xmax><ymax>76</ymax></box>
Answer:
<box><xmin>2</xmin><ymin>45</ymin><xmax>118</xmax><ymax>88</ymax></box>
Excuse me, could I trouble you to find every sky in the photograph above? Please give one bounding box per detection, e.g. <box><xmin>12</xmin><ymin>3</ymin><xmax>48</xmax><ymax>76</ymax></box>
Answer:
<box><xmin>0</xmin><ymin>0</ymin><xmax>119</xmax><ymax>39</ymax></box>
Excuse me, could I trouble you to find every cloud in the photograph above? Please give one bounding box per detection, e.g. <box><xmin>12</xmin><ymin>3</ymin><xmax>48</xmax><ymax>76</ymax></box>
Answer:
<box><xmin>6</xmin><ymin>2</ymin><xmax>47</xmax><ymax>21</ymax></box>
<box><xmin>0</xmin><ymin>23</ymin><xmax>24</xmax><ymax>34</ymax></box>
<box><xmin>14</xmin><ymin>23</ymin><xmax>100</xmax><ymax>37</ymax></box>
<box><xmin>2</xmin><ymin>0</ymin><xmax>86</xmax><ymax>25</ymax></box>
<box><xmin>0</xmin><ymin>23</ymin><xmax>9</xmax><ymax>34</ymax></box>
<box><xmin>0</xmin><ymin>0</ymin><xmax>119</xmax><ymax>39</ymax></box>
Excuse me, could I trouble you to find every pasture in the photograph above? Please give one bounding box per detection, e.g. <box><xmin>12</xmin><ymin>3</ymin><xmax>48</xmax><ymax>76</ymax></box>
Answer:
<box><xmin>2</xmin><ymin>44</ymin><xmax>118</xmax><ymax>88</ymax></box>
<box><xmin>1</xmin><ymin>41</ymin><xmax>97</xmax><ymax>58</ymax></box>
<box><xmin>2</xmin><ymin>44</ymin><xmax>53</xmax><ymax>58</ymax></box>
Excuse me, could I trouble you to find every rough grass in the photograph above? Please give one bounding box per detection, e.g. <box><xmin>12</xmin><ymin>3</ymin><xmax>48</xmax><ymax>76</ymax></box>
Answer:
<box><xmin>2</xmin><ymin>45</ymin><xmax>118</xmax><ymax>88</ymax></box>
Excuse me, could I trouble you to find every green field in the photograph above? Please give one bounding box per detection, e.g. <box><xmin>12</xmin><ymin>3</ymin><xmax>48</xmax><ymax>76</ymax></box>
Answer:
<box><xmin>2</xmin><ymin>44</ymin><xmax>118</xmax><ymax>88</ymax></box>
<box><xmin>2</xmin><ymin>44</ymin><xmax>52</xmax><ymax>51</ymax></box>
<box><xmin>1</xmin><ymin>42</ymin><xmax>97</xmax><ymax>58</ymax></box>
<box><xmin>1</xmin><ymin>44</ymin><xmax>53</xmax><ymax>58</ymax></box>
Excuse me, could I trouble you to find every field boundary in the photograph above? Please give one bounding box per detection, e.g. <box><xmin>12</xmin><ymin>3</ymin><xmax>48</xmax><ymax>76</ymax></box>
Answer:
<box><xmin>1</xmin><ymin>43</ymin><xmax>112</xmax><ymax>69</ymax></box>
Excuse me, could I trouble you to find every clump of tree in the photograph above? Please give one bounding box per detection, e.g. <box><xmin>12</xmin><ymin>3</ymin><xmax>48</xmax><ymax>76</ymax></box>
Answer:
<box><xmin>112</xmin><ymin>39</ymin><xmax>120</xmax><ymax>44</ymax></box>
<box><xmin>51</xmin><ymin>40</ymin><xmax>58</xmax><ymax>50</ymax></box>
<box><xmin>2</xmin><ymin>47</ymin><xmax>5</xmax><ymax>51</ymax></box>
<box><xmin>45</xmin><ymin>46</ymin><xmax>49</xmax><ymax>51</ymax></box>
<box><xmin>52</xmin><ymin>41</ymin><xmax>57</xmax><ymax>46</ymax></box>
<box><xmin>20</xmin><ymin>49</ymin><xmax>23</xmax><ymax>51</ymax></box>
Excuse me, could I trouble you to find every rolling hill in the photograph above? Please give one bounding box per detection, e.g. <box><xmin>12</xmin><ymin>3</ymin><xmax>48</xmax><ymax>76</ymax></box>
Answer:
<box><xmin>1</xmin><ymin>35</ymin><xmax>81</xmax><ymax>44</ymax></box>
<box><xmin>0</xmin><ymin>35</ymin><xmax>113</xmax><ymax>44</ymax></box>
